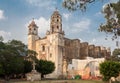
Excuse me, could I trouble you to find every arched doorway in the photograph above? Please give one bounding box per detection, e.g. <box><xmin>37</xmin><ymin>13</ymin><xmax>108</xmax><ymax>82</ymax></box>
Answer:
<box><xmin>84</xmin><ymin>61</ymin><xmax>99</xmax><ymax>77</ymax></box>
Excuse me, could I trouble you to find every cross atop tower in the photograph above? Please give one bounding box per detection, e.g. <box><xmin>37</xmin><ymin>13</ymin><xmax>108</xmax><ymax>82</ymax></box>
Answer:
<box><xmin>55</xmin><ymin>7</ymin><xmax>58</xmax><ymax>11</ymax></box>
<box><xmin>32</xmin><ymin>18</ymin><xmax>34</xmax><ymax>21</ymax></box>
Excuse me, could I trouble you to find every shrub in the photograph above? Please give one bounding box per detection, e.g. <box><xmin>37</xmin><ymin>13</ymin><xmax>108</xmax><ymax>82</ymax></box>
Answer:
<box><xmin>100</xmin><ymin>61</ymin><xmax>120</xmax><ymax>81</ymax></box>
<box><xmin>74</xmin><ymin>75</ymin><xmax>81</xmax><ymax>79</ymax></box>
<box><xmin>36</xmin><ymin>60</ymin><xmax>55</xmax><ymax>78</ymax></box>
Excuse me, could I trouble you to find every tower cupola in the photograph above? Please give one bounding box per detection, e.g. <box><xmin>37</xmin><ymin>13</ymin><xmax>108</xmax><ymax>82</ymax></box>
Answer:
<box><xmin>28</xmin><ymin>19</ymin><xmax>38</xmax><ymax>35</ymax></box>
<box><xmin>50</xmin><ymin>9</ymin><xmax>64</xmax><ymax>34</ymax></box>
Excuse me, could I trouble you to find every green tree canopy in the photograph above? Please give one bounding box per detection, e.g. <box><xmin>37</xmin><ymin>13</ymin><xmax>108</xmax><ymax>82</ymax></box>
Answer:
<box><xmin>113</xmin><ymin>48</ymin><xmax>120</xmax><ymax>56</ymax></box>
<box><xmin>110</xmin><ymin>48</ymin><xmax>120</xmax><ymax>61</ymax></box>
<box><xmin>98</xmin><ymin>1</ymin><xmax>120</xmax><ymax>40</ymax></box>
<box><xmin>36</xmin><ymin>59</ymin><xmax>55</xmax><ymax>78</ymax></box>
<box><xmin>7</xmin><ymin>40</ymin><xmax>27</xmax><ymax>56</ymax></box>
<box><xmin>26</xmin><ymin>50</ymin><xmax>38</xmax><ymax>65</ymax></box>
<box><xmin>62</xmin><ymin>0</ymin><xmax>102</xmax><ymax>11</ymax></box>
<box><xmin>0</xmin><ymin>39</ymin><xmax>27</xmax><ymax>79</ymax></box>
<box><xmin>0</xmin><ymin>36</ymin><xmax>4</xmax><ymax>42</ymax></box>
<box><xmin>100</xmin><ymin>61</ymin><xmax>120</xmax><ymax>81</ymax></box>
<box><xmin>23</xmin><ymin>60</ymin><xmax>32</xmax><ymax>74</ymax></box>
<box><xmin>26</xmin><ymin>50</ymin><xmax>38</xmax><ymax>59</ymax></box>
<box><xmin>0</xmin><ymin>64</ymin><xmax>4</xmax><ymax>75</ymax></box>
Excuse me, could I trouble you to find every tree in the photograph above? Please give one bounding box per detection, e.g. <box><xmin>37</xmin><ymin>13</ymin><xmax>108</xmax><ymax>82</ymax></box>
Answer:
<box><xmin>26</xmin><ymin>50</ymin><xmax>38</xmax><ymax>61</ymax></box>
<box><xmin>0</xmin><ymin>64</ymin><xmax>3</xmax><ymax>75</ymax></box>
<box><xmin>98</xmin><ymin>1</ymin><xmax>120</xmax><ymax>40</ymax></box>
<box><xmin>36</xmin><ymin>60</ymin><xmax>55</xmax><ymax>78</ymax></box>
<box><xmin>23</xmin><ymin>60</ymin><xmax>32</xmax><ymax>74</ymax></box>
<box><xmin>63</xmin><ymin>0</ymin><xmax>120</xmax><ymax>40</ymax></box>
<box><xmin>25</xmin><ymin>50</ymin><xmax>38</xmax><ymax>70</ymax></box>
<box><xmin>0</xmin><ymin>39</ymin><xmax>27</xmax><ymax>79</ymax></box>
<box><xmin>0</xmin><ymin>49</ymin><xmax>25</xmax><ymax>79</ymax></box>
<box><xmin>110</xmin><ymin>48</ymin><xmax>120</xmax><ymax>61</ymax></box>
<box><xmin>100</xmin><ymin>61</ymin><xmax>120</xmax><ymax>81</ymax></box>
<box><xmin>0</xmin><ymin>36</ymin><xmax>4</xmax><ymax>42</ymax></box>
<box><xmin>7</xmin><ymin>40</ymin><xmax>27</xmax><ymax>56</ymax></box>
<box><xmin>62</xmin><ymin>0</ymin><xmax>102</xmax><ymax>11</ymax></box>
<box><xmin>113</xmin><ymin>48</ymin><xmax>120</xmax><ymax>56</ymax></box>
<box><xmin>10</xmin><ymin>56</ymin><xmax>24</xmax><ymax>75</ymax></box>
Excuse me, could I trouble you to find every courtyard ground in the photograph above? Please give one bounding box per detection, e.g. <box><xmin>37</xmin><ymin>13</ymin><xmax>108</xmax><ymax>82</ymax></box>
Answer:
<box><xmin>6</xmin><ymin>79</ymin><xmax>106</xmax><ymax>83</ymax></box>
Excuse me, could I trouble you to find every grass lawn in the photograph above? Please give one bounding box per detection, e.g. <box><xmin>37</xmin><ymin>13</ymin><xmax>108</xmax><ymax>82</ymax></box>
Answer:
<box><xmin>8</xmin><ymin>79</ymin><xmax>106</xmax><ymax>83</ymax></box>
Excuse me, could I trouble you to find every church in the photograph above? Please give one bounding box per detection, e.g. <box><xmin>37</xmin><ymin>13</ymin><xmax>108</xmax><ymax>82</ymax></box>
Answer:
<box><xmin>28</xmin><ymin>9</ymin><xmax>111</xmax><ymax>78</ymax></box>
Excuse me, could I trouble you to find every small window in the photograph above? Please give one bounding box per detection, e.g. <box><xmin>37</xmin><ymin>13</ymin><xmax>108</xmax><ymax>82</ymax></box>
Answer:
<box><xmin>29</xmin><ymin>28</ymin><xmax>31</xmax><ymax>30</ymax></box>
<box><xmin>42</xmin><ymin>45</ymin><xmax>45</xmax><ymax>51</ymax></box>
<box><xmin>57</xmin><ymin>26</ymin><xmax>59</xmax><ymax>29</ymax></box>
<box><xmin>50</xmin><ymin>53</ymin><xmax>52</xmax><ymax>57</ymax></box>
<box><xmin>52</xmin><ymin>26</ymin><xmax>54</xmax><ymax>32</ymax></box>
<box><xmin>57</xmin><ymin>19</ymin><xmax>59</xmax><ymax>22</ymax></box>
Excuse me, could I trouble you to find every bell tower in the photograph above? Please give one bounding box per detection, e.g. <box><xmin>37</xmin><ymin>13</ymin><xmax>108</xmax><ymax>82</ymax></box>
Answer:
<box><xmin>50</xmin><ymin>9</ymin><xmax>64</xmax><ymax>34</ymax></box>
<box><xmin>28</xmin><ymin>19</ymin><xmax>39</xmax><ymax>51</ymax></box>
<box><xmin>46</xmin><ymin>9</ymin><xmax>65</xmax><ymax>78</ymax></box>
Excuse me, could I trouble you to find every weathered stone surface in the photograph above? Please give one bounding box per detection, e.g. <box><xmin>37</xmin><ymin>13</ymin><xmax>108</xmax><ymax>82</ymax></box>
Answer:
<box><xmin>67</xmin><ymin>58</ymin><xmax>105</xmax><ymax>79</ymax></box>
<box><xmin>27</xmin><ymin>9</ymin><xmax>111</xmax><ymax>78</ymax></box>
<box><xmin>26</xmin><ymin>70</ymin><xmax>41</xmax><ymax>81</ymax></box>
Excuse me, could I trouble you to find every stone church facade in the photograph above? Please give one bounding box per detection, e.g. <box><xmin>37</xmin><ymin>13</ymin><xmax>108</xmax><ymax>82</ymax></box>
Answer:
<box><xmin>28</xmin><ymin>10</ymin><xmax>111</xmax><ymax>78</ymax></box>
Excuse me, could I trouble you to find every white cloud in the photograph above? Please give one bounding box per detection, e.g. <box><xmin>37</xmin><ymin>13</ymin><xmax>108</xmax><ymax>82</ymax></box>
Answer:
<box><xmin>95</xmin><ymin>12</ymin><xmax>102</xmax><ymax>17</ymax></box>
<box><xmin>26</xmin><ymin>17</ymin><xmax>50</xmax><ymax>37</ymax></box>
<box><xmin>35</xmin><ymin>17</ymin><xmax>50</xmax><ymax>36</ymax></box>
<box><xmin>78</xmin><ymin>38</ymin><xmax>84</xmax><ymax>42</ymax></box>
<box><xmin>63</xmin><ymin>13</ymin><xmax>71</xmax><ymax>20</ymax></box>
<box><xmin>25</xmin><ymin>0</ymin><xmax>56</xmax><ymax>7</ymax></box>
<box><xmin>109</xmin><ymin>0</ymin><xmax>119</xmax><ymax>3</ymax></box>
<box><xmin>89</xmin><ymin>36</ymin><xmax>116</xmax><ymax>52</ymax></box>
<box><xmin>0</xmin><ymin>30</ymin><xmax>11</xmax><ymax>42</ymax></box>
<box><xmin>91</xmin><ymin>38</ymin><xmax>96</xmax><ymax>43</ymax></box>
<box><xmin>0</xmin><ymin>10</ymin><xmax>5</xmax><ymax>20</ymax></box>
<box><xmin>72</xmin><ymin>18</ymin><xmax>91</xmax><ymax>33</ymax></box>
<box><xmin>46</xmin><ymin>6</ymin><xmax>55</xmax><ymax>11</ymax></box>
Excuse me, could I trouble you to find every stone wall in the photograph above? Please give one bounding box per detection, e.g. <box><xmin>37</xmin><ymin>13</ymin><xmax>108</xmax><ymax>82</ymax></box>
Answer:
<box><xmin>64</xmin><ymin>38</ymin><xmax>111</xmax><ymax>64</ymax></box>
<box><xmin>88</xmin><ymin>45</ymin><xmax>95</xmax><ymax>57</ymax></box>
<box><xmin>67</xmin><ymin>58</ymin><xmax>105</xmax><ymax>79</ymax></box>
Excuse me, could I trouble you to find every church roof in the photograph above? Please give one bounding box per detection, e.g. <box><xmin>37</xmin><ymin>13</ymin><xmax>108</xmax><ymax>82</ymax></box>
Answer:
<box><xmin>51</xmin><ymin>9</ymin><xmax>61</xmax><ymax>17</ymax></box>
<box><xmin>28</xmin><ymin>19</ymin><xmax>38</xmax><ymax>28</ymax></box>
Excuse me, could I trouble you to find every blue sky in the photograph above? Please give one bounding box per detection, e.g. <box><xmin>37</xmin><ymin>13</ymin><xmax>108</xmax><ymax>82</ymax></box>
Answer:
<box><xmin>0</xmin><ymin>0</ymin><xmax>119</xmax><ymax>52</ymax></box>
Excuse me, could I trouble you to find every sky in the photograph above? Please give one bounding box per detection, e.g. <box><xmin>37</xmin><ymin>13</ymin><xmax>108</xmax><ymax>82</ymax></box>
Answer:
<box><xmin>0</xmin><ymin>0</ymin><xmax>119</xmax><ymax>52</ymax></box>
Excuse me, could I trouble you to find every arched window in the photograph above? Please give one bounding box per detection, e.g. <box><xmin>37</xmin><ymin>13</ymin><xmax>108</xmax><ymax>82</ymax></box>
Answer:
<box><xmin>57</xmin><ymin>19</ymin><xmax>59</xmax><ymax>22</ymax></box>
<box><xmin>42</xmin><ymin>45</ymin><xmax>45</xmax><ymax>51</ymax></box>
<box><xmin>52</xmin><ymin>26</ymin><xmax>54</xmax><ymax>32</ymax></box>
<box><xmin>57</xmin><ymin>26</ymin><xmax>59</xmax><ymax>29</ymax></box>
